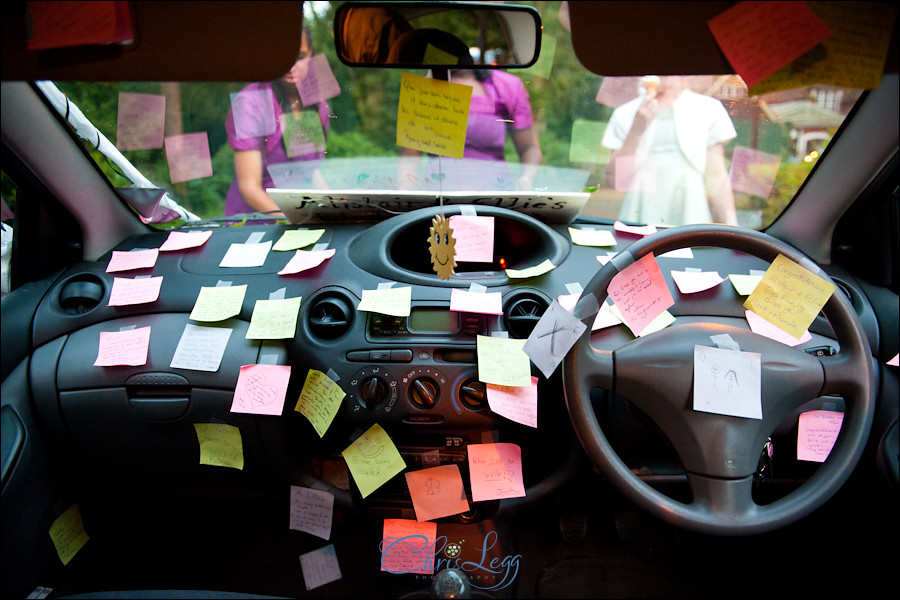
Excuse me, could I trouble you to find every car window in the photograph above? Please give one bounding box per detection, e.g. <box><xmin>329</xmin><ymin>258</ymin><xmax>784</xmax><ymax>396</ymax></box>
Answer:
<box><xmin>50</xmin><ymin>1</ymin><xmax>862</xmax><ymax>230</ymax></box>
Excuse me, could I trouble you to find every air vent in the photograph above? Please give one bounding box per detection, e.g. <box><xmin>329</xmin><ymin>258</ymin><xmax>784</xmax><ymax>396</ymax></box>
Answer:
<box><xmin>58</xmin><ymin>275</ymin><xmax>105</xmax><ymax>315</ymax></box>
<box><xmin>503</xmin><ymin>292</ymin><xmax>549</xmax><ymax>339</ymax></box>
<box><xmin>307</xmin><ymin>294</ymin><xmax>354</xmax><ymax>339</ymax></box>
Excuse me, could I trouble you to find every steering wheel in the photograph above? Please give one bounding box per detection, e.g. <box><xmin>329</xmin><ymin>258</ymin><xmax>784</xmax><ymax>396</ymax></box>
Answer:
<box><xmin>562</xmin><ymin>224</ymin><xmax>876</xmax><ymax>535</ymax></box>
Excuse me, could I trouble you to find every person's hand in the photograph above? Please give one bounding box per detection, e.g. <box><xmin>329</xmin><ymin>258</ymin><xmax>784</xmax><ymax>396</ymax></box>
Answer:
<box><xmin>633</xmin><ymin>91</ymin><xmax>659</xmax><ymax>130</ymax></box>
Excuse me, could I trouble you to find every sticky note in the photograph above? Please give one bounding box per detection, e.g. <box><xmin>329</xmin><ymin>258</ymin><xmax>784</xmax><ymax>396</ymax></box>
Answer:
<box><xmin>281</xmin><ymin>110</ymin><xmax>326</xmax><ymax>157</ymax></box>
<box><xmin>743</xmin><ymin>254</ymin><xmax>835</xmax><ymax>339</ymax></box>
<box><xmin>608</xmin><ymin>253</ymin><xmax>674</xmax><ymax>336</ymax></box>
<box><xmin>94</xmin><ymin>326</ymin><xmax>151</xmax><ymax>367</ymax></box>
<box><xmin>476</xmin><ymin>335</ymin><xmax>532</xmax><ymax>387</ymax></box>
<box><xmin>520</xmin><ymin>33</ymin><xmax>557</xmax><ymax>79</ymax></box>
<box><xmin>448</xmin><ymin>215</ymin><xmax>494</xmax><ymax>262</ymax></box>
<box><xmin>487</xmin><ymin>376</ymin><xmax>539</xmax><ymax>428</ymax></box>
<box><xmin>449</xmin><ymin>288</ymin><xmax>503</xmax><ymax>315</ymax></box>
<box><xmin>729</xmin><ymin>146</ymin><xmax>781</xmax><ymax>199</ymax></box>
<box><xmin>467</xmin><ymin>443</ymin><xmax>526</xmax><ymax>502</ymax></box>
<box><xmin>300</xmin><ymin>544</ymin><xmax>342</xmax><ymax>591</ymax></box>
<box><xmin>108</xmin><ymin>276</ymin><xmax>163</xmax><ymax>306</ymax></box>
<box><xmin>290</xmin><ymin>485</ymin><xmax>334</xmax><ymax>540</ymax></box>
<box><xmin>49</xmin><ymin>504</ymin><xmax>89</xmax><ymax>566</ymax></box>
<box><xmin>279</xmin><ymin>248</ymin><xmax>335</xmax><ymax>275</ymax></box>
<box><xmin>170</xmin><ymin>323</ymin><xmax>233</xmax><ymax>372</ymax></box>
<box><xmin>671</xmin><ymin>270</ymin><xmax>726</xmax><ymax>294</ymax></box>
<box><xmin>505</xmin><ymin>259</ymin><xmax>556</xmax><ymax>279</ymax></box>
<box><xmin>295</xmin><ymin>369</ymin><xmax>345</xmax><ymax>438</ymax></box>
<box><xmin>745</xmin><ymin>309</ymin><xmax>811</xmax><ymax>347</ymax></box>
<box><xmin>106</xmin><ymin>248</ymin><xmax>159</xmax><ymax>273</ymax></box>
<box><xmin>613</xmin><ymin>220</ymin><xmax>657</xmax><ymax>236</ymax></box>
<box><xmin>568</xmin><ymin>227</ymin><xmax>616</xmax><ymax>247</ymax></box>
<box><xmin>797</xmin><ymin>410</ymin><xmax>843</xmax><ymax>462</ymax></box>
<box><xmin>405</xmin><ymin>465</ymin><xmax>470</xmax><ymax>522</ymax></box>
<box><xmin>297</xmin><ymin>54</ymin><xmax>342</xmax><ymax>106</ymax></box>
<box><xmin>245</xmin><ymin>296</ymin><xmax>302</xmax><ymax>339</ymax></box>
<box><xmin>523</xmin><ymin>301</ymin><xmax>587</xmax><ymax>379</ymax></box>
<box><xmin>357</xmin><ymin>286</ymin><xmax>412</xmax><ymax>317</ymax></box>
<box><xmin>159</xmin><ymin>230</ymin><xmax>212</xmax><ymax>252</ymax></box>
<box><xmin>273</xmin><ymin>229</ymin><xmax>325</xmax><ymax>251</ymax></box>
<box><xmin>396</xmin><ymin>72</ymin><xmax>472</xmax><ymax>159</ymax></box>
<box><xmin>342</xmin><ymin>424</ymin><xmax>406</xmax><ymax>498</ymax></box>
<box><xmin>194</xmin><ymin>423</ymin><xmax>244</xmax><ymax>470</ymax></box>
<box><xmin>693</xmin><ymin>345</ymin><xmax>762</xmax><ymax>420</ymax></box>
<box><xmin>116</xmin><ymin>92</ymin><xmax>166</xmax><ymax>151</ymax></box>
<box><xmin>230</xmin><ymin>364</ymin><xmax>291</xmax><ymax>416</ymax></box>
<box><xmin>230</xmin><ymin>88</ymin><xmax>277</xmax><ymax>140</ymax></box>
<box><xmin>729</xmin><ymin>273</ymin><xmax>763</xmax><ymax>296</ymax></box>
<box><xmin>381</xmin><ymin>519</ymin><xmax>437</xmax><ymax>575</ymax></box>
<box><xmin>220</xmin><ymin>241</ymin><xmax>272</xmax><ymax>268</ymax></box>
<box><xmin>569</xmin><ymin>119</ymin><xmax>611</xmax><ymax>165</ymax></box>
<box><xmin>165</xmin><ymin>132</ymin><xmax>213</xmax><ymax>184</ymax></box>
<box><xmin>190</xmin><ymin>284</ymin><xmax>247</xmax><ymax>322</ymax></box>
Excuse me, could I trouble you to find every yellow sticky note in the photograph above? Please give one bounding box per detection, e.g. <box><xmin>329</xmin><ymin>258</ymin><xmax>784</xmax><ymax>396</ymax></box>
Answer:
<box><xmin>568</xmin><ymin>227</ymin><xmax>616</xmax><ymax>247</ymax></box>
<box><xmin>729</xmin><ymin>273</ymin><xmax>764</xmax><ymax>296</ymax></box>
<box><xmin>190</xmin><ymin>284</ymin><xmax>247</xmax><ymax>322</ymax></box>
<box><xmin>295</xmin><ymin>369</ymin><xmax>346</xmax><ymax>438</ymax></box>
<box><xmin>505</xmin><ymin>259</ymin><xmax>556</xmax><ymax>280</ymax></box>
<box><xmin>49</xmin><ymin>504</ymin><xmax>89</xmax><ymax>566</ymax></box>
<box><xmin>396</xmin><ymin>72</ymin><xmax>472</xmax><ymax>159</ymax></box>
<box><xmin>245</xmin><ymin>296</ymin><xmax>302</xmax><ymax>339</ymax></box>
<box><xmin>342</xmin><ymin>424</ymin><xmax>406</xmax><ymax>498</ymax></box>
<box><xmin>273</xmin><ymin>229</ymin><xmax>325</xmax><ymax>251</ymax></box>
<box><xmin>744</xmin><ymin>254</ymin><xmax>836</xmax><ymax>339</ymax></box>
<box><xmin>194</xmin><ymin>423</ymin><xmax>244</xmax><ymax>470</ymax></box>
<box><xmin>358</xmin><ymin>286</ymin><xmax>412</xmax><ymax>317</ymax></box>
<box><xmin>476</xmin><ymin>335</ymin><xmax>532</xmax><ymax>387</ymax></box>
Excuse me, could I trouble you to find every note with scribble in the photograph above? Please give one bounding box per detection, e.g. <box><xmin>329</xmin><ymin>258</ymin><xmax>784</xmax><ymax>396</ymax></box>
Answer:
<box><xmin>396</xmin><ymin>72</ymin><xmax>472</xmax><ymax>159</ymax></box>
<box><xmin>295</xmin><ymin>369</ymin><xmax>345</xmax><ymax>438</ymax></box>
<box><xmin>245</xmin><ymin>296</ymin><xmax>302</xmax><ymax>339</ymax></box>
<box><xmin>693</xmin><ymin>345</ymin><xmax>762</xmax><ymax>420</ymax></box>
<box><xmin>797</xmin><ymin>410</ymin><xmax>843</xmax><ymax>462</ymax></box>
<box><xmin>49</xmin><ymin>504</ymin><xmax>89</xmax><ymax>566</ymax></box>
<box><xmin>342</xmin><ymin>424</ymin><xmax>406</xmax><ymax>498</ymax></box>
<box><xmin>608</xmin><ymin>253</ymin><xmax>674</xmax><ymax>335</ymax></box>
<box><xmin>381</xmin><ymin>518</ymin><xmax>437</xmax><ymax>575</ymax></box>
<box><xmin>405</xmin><ymin>464</ymin><xmax>470</xmax><ymax>522</ymax></box>
<box><xmin>194</xmin><ymin>423</ymin><xmax>244</xmax><ymax>470</ymax></box>
<box><xmin>290</xmin><ymin>485</ymin><xmax>335</xmax><ymax>540</ymax></box>
<box><xmin>230</xmin><ymin>364</ymin><xmax>291</xmax><ymax>416</ymax></box>
<box><xmin>467</xmin><ymin>442</ymin><xmax>526</xmax><ymax>502</ymax></box>
<box><xmin>476</xmin><ymin>335</ymin><xmax>532</xmax><ymax>387</ymax></box>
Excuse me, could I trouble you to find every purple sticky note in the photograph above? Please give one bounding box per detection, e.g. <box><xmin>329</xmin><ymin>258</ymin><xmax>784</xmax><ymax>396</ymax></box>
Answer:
<box><xmin>296</xmin><ymin>54</ymin><xmax>342</xmax><ymax>107</ymax></box>
<box><xmin>165</xmin><ymin>132</ymin><xmax>213</xmax><ymax>184</ymax></box>
<box><xmin>729</xmin><ymin>146</ymin><xmax>782</xmax><ymax>198</ymax></box>
<box><xmin>117</xmin><ymin>92</ymin><xmax>166</xmax><ymax>151</ymax></box>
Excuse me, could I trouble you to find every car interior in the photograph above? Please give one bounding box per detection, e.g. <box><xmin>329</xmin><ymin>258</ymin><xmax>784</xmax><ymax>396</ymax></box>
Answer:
<box><xmin>1</xmin><ymin>1</ymin><xmax>898</xmax><ymax>598</ymax></box>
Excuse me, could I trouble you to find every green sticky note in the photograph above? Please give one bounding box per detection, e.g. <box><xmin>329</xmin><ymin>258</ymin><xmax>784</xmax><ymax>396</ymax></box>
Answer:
<box><xmin>194</xmin><ymin>423</ymin><xmax>244</xmax><ymax>470</ymax></box>
<box><xmin>273</xmin><ymin>229</ymin><xmax>325</xmax><ymax>252</ymax></box>
<box><xmin>245</xmin><ymin>296</ymin><xmax>302</xmax><ymax>339</ymax></box>
<box><xmin>189</xmin><ymin>284</ymin><xmax>247</xmax><ymax>322</ymax></box>
<box><xmin>729</xmin><ymin>273</ymin><xmax>763</xmax><ymax>296</ymax></box>
<box><xmin>342</xmin><ymin>424</ymin><xmax>406</xmax><ymax>498</ymax></box>
<box><xmin>49</xmin><ymin>504</ymin><xmax>89</xmax><ymax>566</ymax></box>
<box><xmin>569</xmin><ymin>119</ymin><xmax>611</xmax><ymax>165</ymax></box>
<box><xmin>476</xmin><ymin>335</ymin><xmax>532</xmax><ymax>387</ymax></box>
<box><xmin>281</xmin><ymin>109</ymin><xmax>325</xmax><ymax>157</ymax></box>
<box><xmin>295</xmin><ymin>369</ymin><xmax>346</xmax><ymax>438</ymax></box>
<box><xmin>520</xmin><ymin>33</ymin><xmax>557</xmax><ymax>79</ymax></box>
<box><xmin>505</xmin><ymin>259</ymin><xmax>556</xmax><ymax>280</ymax></box>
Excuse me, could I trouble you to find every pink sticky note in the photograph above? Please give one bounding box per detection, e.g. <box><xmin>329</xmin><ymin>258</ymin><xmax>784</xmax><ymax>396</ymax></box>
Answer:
<box><xmin>608</xmin><ymin>253</ymin><xmax>674</xmax><ymax>335</ymax></box>
<box><xmin>230</xmin><ymin>88</ymin><xmax>277</xmax><ymax>140</ymax></box>
<box><xmin>671</xmin><ymin>270</ymin><xmax>726</xmax><ymax>294</ymax></box>
<box><xmin>707</xmin><ymin>1</ymin><xmax>833</xmax><ymax>87</ymax></box>
<box><xmin>159</xmin><ymin>230</ymin><xmax>212</xmax><ymax>252</ymax></box>
<box><xmin>467</xmin><ymin>443</ymin><xmax>526</xmax><ymax>502</ymax></box>
<box><xmin>108</xmin><ymin>276</ymin><xmax>163</xmax><ymax>306</ymax></box>
<box><xmin>729</xmin><ymin>146</ymin><xmax>782</xmax><ymax>198</ymax></box>
<box><xmin>612</xmin><ymin>155</ymin><xmax>657</xmax><ymax>193</ymax></box>
<box><xmin>487</xmin><ymin>377</ymin><xmax>538</xmax><ymax>428</ymax></box>
<box><xmin>380</xmin><ymin>519</ymin><xmax>436</xmax><ymax>575</ymax></box>
<box><xmin>230</xmin><ymin>364</ymin><xmax>291</xmax><ymax>416</ymax></box>
<box><xmin>595</xmin><ymin>76</ymin><xmax>641</xmax><ymax>108</ymax></box>
<box><xmin>889</xmin><ymin>354</ymin><xmax>899</xmax><ymax>367</ymax></box>
<box><xmin>614</xmin><ymin>220</ymin><xmax>657</xmax><ymax>237</ymax></box>
<box><xmin>745</xmin><ymin>310</ymin><xmax>812</xmax><ymax>347</ymax></box>
<box><xmin>106</xmin><ymin>248</ymin><xmax>159</xmax><ymax>273</ymax></box>
<box><xmin>405</xmin><ymin>465</ymin><xmax>470</xmax><ymax>522</ymax></box>
<box><xmin>165</xmin><ymin>132</ymin><xmax>213</xmax><ymax>184</ymax></box>
<box><xmin>797</xmin><ymin>410</ymin><xmax>843</xmax><ymax>462</ymax></box>
<box><xmin>278</xmin><ymin>248</ymin><xmax>336</xmax><ymax>275</ymax></box>
<box><xmin>297</xmin><ymin>54</ymin><xmax>342</xmax><ymax>107</ymax></box>
<box><xmin>448</xmin><ymin>215</ymin><xmax>494</xmax><ymax>263</ymax></box>
<box><xmin>116</xmin><ymin>93</ymin><xmax>166</xmax><ymax>151</ymax></box>
<box><xmin>449</xmin><ymin>288</ymin><xmax>503</xmax><ymax>315</ymax></box>
<box><xmin>94</xmin><ymin>326</ymin><xmax>151</xmax><ymax>367</ymax></box>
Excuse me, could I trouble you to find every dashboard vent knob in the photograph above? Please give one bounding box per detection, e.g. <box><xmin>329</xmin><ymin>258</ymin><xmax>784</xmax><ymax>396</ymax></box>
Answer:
<box><xmin>503</xmin><ymin>293</ymin><xmax>549</xmax><ymax>339</ymax></box>
<box><xmin>308</xmin><ymin>294</ymin><xmax>354</xmax><ymax>339</ymax></box>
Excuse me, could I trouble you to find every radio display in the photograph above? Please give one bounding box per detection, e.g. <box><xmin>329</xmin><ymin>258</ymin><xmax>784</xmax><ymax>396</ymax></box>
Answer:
<box><xmin>408</xmin><ymin>308</ymin><xmax>459</xmax><ymax>333</ymax></box>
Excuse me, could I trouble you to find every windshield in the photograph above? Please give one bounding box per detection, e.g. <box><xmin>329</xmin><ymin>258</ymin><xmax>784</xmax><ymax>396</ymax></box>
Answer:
<box><xmin>50</xmin><ymin>1</ymin><xmax>862</xmax><ymax>230</ymax></box>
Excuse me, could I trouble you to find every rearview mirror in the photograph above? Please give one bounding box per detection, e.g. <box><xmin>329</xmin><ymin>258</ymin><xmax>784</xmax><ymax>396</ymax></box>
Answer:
<box><xmin>334</xmin><ymin>2</ymin><xmax>541</xmax><ymax>69</ymax></box>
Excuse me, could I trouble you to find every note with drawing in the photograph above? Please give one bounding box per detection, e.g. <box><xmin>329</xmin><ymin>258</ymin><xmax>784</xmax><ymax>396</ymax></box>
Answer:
<box><xmin>693</xmin><ymin>345</ymin><xmax>762</xmax><ymax>419</ymax></box>
<box><xmin>230</xmin><ymin>363</ymin><xmax>291</xmax><ymax>416</ymax></box>
<box><xmin>467</xmin><ymin>442</ymin><xmax>526</xmax><ymax>502</ymax></box>
<box><xmin>405</xmin><ymin>464</ymin><xmax>470</xmax><ymax>522</ymax></box>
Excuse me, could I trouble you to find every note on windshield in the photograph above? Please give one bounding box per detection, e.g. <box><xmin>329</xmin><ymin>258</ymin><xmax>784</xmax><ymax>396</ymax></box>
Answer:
<box><xmin>246</xmin><ymin>296</ymin><xmax>302</xmax><ymax>339</ymax></box>
<box><xmin>230</xmin><ymin>363</ymin><xmax>291</xmax><ymax>416</ymax></box>
<box><xmin>693</xmin><ymin>345</ymin><xmax>762</xmax><ymax>419</ymax></box>
<box><xmin>449</xmin><ymin>215</ymin><xmax>494</xmax><ymax>262</ymax></box>
<box><xmin>295</xmin><ymin>369</ymin><xmax>345</xmax><ymax>438</ymax></box>
<box><xmin>357</xmin><ymin>286</ymin><xmax>412</xmax><ymax>317</ymax></box>
<box><xmin>49</xmin><ymin>504</ymin><xmax>89</xmax><ymax>566</ymax></box>
<box><xmin>396</xmin><ymin>72</ymin><xmax>472</xmax><ymax>159</ymax></box>
<box><xmin>405</xmin><ymin>465</ymin><xmax>470</xmax><ymax>523</ymax></box>
<box><xmin>608</xmin><ymin>253</ymin><xmax>674</xmax><ymax>335</ymax></box>
<box><xmin>170</xmin><ymin>323</ymin><xmax>233</xmax><ymax>372</ymax></box>
<box><xmin>467</xmin><ymin>443</ymin><xmax>526</xmax><ymax>502</ymax></box>
<box><xmin>797</xmin><ymin>410</ymin><xmax>843</xmax><ymax>462</ymax></box>
<box><xmin>117</xmin><ymin>92</ymin><xmax>165</xmax><ymax>151</ymax></box>
<box><xmin>476</xmin><ymin>335</ymin><xmax>532</xmax><ymax>387</ymax></box>
<box><xmin>381</xmin><ymin>519</ymin><xmax>437</xmax><ymax>575</ymax></box>
<box><xmin>165</xmin><ymin>132</ymin><xmax>213</xmax><ymax>184</ymax></box>
<box><xmin>194</xmin><ymin>423</ymin><xmax>244</xmax><ymax>470</ymax></box>
<box><xmin>342</xmin><ymin>424</ymin><xmax>406</xmax><ymax>499</ymax></box>
<box><xmin>297</xmin><ymin>54</ymin><xmax>342</xmax><ymax>106</ymax></box>
<box><xmin>190</xmin><ymin>284</ymin><xmax>247</xmax><ymax>322</ymax></box>
<box><xmin>290</xmin><ymin>485</ymin><xmax>334</xmax><ymax>540</ymax></box>
<box><xmin>106</xmin><ymin>248</ymin><xmax>159</xmax><ymax>273</ymax></box>
<box><xmin>94</xmin><ymin>326</ymin><xmax>151</xmax><ymax>366</ymax></box>
<box><xmin>108</xmin><ymin>276</ymin><xmax>163</xmax><ymax>306</ymax></box>
<box><xmin>487</xmin><ymin>376</ymin><xmax>538</xmax><ymax>428</ymax></box>
<box><xmin>743</xmin><ymin>254</ymin><xmax>835</xmax><ymax>339</ymax></box>
<box><xmin>273</xmin><ymin>229</ymin><xmax>325</xmax><ymax>251</ymax></box>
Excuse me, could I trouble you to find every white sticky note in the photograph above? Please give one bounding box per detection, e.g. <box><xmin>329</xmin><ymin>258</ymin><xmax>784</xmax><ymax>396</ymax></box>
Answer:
<box><xmin>693</xmin><ymin>345</ymin><xmax>762</xmax><ymax>419</ymax></box>
<box><xmin>299</xmin><ymin>544</ymin><xmax>342</xmax><ymax>591</ymax></box>
<box><xmin>170</xmin><ymin>323</ymin><xmax>233</xmax><ymax>372</ymax></box>
<box><xmin>220</xmin><ymin>241</ymin><xmax>272</xmax><ymax>268</ymax></box>
<box><xmin>523</xmin><ymin>300</ymin><xmax>587</xmax><ymax>379</ymax></box>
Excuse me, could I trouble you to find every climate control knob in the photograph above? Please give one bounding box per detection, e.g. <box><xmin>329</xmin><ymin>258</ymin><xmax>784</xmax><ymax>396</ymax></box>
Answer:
<box><xmin>409</xmin><ymin>377</ymin><xmax>439</xmax><ymax>408</ymax></box>
<box><xmin>459</xmin><ymin>378</ymin><xmax>487</xmax><ymax>409</ymax></box>
<box><xmin>359</xmin><ymin>376</ymin><xmax>387</xmax><ymax>409</ymax></box>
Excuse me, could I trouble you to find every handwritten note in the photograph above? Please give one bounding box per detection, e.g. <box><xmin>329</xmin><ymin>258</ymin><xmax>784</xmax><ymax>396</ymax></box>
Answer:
<box><xmin>190</xmin><ymin>284</ymin><xmax>247</xmax><ymax>322</ymax></box>
<box><xmin>381</xmin><ymin>519</ymin><xmax>437</xmax><ymax>575</ymax></box>
<box><xmin>467</xmin><ymin>443</ymin><xmax>526</xmax><ymax>502</ymax></box>
<box><xmin>159</xmin><ymin>230</ymin><xmax>212</xmax><ymax>252</ymax></box>
<box><xmin>94</xmin><ymin>326</ymin><xmax>151</xmax><ymax>366</ymax></box>
<box><xmin>744</xmin><ymin>254</ymin><xmax>835</xmax><ymax>339</ymax></box>
<box><xmin>116</xmin><ymin>92</ymin><xmax>165</xmax><ymax>151</ymax></box>
<box><xmin>487</xmin><ymin>376</ymin><xmax>539</xmax><ymax>428</ymax></box>
<box><xmin>194</xmin><ymin>423</ymin><xmax>244</xmax><ymax>470</ymax></box>
<box><xmin>729</xmin><ymin>146</ymin><xmax>781</xmax><ymax>198</ymax></box>
<box><xmin>290</xmin><ymin>485</ymin><xmax>334</xmax><ymax>540</ymax></box>
<box><xmin>693</xmin><ymin>345</ymin><xmax>762</xmax><ymax>420</ymax></box>
<box><xmin>342</xmin><ymin>424</ymin><xmax>407</xmax><ymax>498</ymax></box>
<box><xmin>170</xmin><ymin>323</ymin><xmax>233</xmax><ymax>372</ymax></box>
<box><xmin>230</xmin><ymin>364</ymin><xmax>291</xmax><ymax>416</ymax></box>
<box><xmin>297</xmin><ymin>54</ymin><xmax>342</xmax><ymax>106</ymax></box>
<box><xmin>523</xmin><ymin>301</ymin><xmax>587</xmax><ymax>379</ymax></box>
<box><xmin>49</xmin><ymin>504</ymin><xmax>89</xmax><ymax>566</ymax></box>
<box><xmin>608</xmin><ymin>253</ymin><xmax>674</xmax><ymax>335</ymax></box>
<box><xmin>230</xmin><ymin>88</ymin><xmax>277</xmax><ymax>140</ymax></box>
<box><xmin>108</xmin><ymin>276</ymin><xmax>163</xmax><ymax>306</ymax></box>
<box><xmin>745</xmin><ymin>309</ymin><xmax>811</xmax><ymax>347</ymax></box>
<box><xmin>568</xmin><ymin>227</ymin><xmax>616</xmax><ymax>247</ymax></box>
<box><xmin>106</xmin><ymin>248</ymin><xmax>159</xmax><ymax>273</ymax></box>
<box><xmin>300</xmin><ymin>544</ymin><xmax>342</xmax><ymax>591</ymax></box>
<box><xmin>448</xmin><ymin>215</ymin><xmax>494</xmax><ymax>262</ymax></box>
<box><xmin>396</xmin><ymin>72</ymin><xmax>472</xmax><ymax>159</ymax></box>
<box><xmin>245</xmin><ymin>296</ymin><xmax>302</xmax><ymax>339</ymax></box>
<box><xmin>476</xmin><ymin>335</ymin><xmax>532</xmax><ymax>387</ymax></box>
<box><xmin>295</xmin><ymin>369</ymin><xmax>345</xmax><ymax>438</ymax></box>
<box><xmin>505</xmin><ymin>259</ymin><xmax>556</xmax><ymax>280</ymax></box>
<box><xmin>405</xmin><ymin>465</ymin><xmax>470</xmax><ymax>522</ymax></box>
<box><xmin>278</xmin><ymin>248</ymin><xmax>335</xmax><ymax>275</ymax></box>
<box><xmin>165</xmin><ymin>132</ymin><xmax>213</xmax><ymax>184</ymax></box>
<box><xmin>670</xmin><ymin>269</ymin><xmax>726</xmax><ymax>294</ymax></box>
<box><xmin>357</xmin><ymin>286</ymin><xmax>412</xmax><ymax>317</ymax></box>
<box><xmin>220</xmin><ymin>241</ymin><xmax>272</xmax><ymax>268</ymax></box>
<box><xmin>449</xmin><ymin>288</ymin><xmax>503</xmax><ymax>315</ymax></box>
<box><xmin>797</xmin><ymin>410</ymin><xmax>843</xmax><ymax>462</ymax></box>
<box><xmin>273</xmin><ymin>229</ymin><xmax>325</xmax><ymax>251</ymax></box>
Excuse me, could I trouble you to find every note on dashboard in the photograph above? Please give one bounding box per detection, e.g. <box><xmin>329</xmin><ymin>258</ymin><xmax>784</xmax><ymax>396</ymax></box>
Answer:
<box><xmin>613</xmin><ymin>220</ymin><xmax>657</xmax><ymax>236</ymax></box>
<box><xmin>290</xmin><ymin>485</ymin><xmax>334</xmax><ymax>540</ymax></box>
<box><xmin>300</xmin><ymin>544</ymin><xmax>343</xmax><ymax>591</ymax></box>
<box><xmin>523</xmin><ymin>301</ymin><xmax>587</xmax><ymax>379</ymax></box>
<box><xmin>106</xmin><ymin>248</ymin><xmax>159</xmax><ymax>273</ymax></box>
<box><xmin>487</xmin><ymin>376</ymin><xmax>539</xmax><ymax>428</ymax></box>
<box><xmin>405</xmin><ymin>465</ymin><xmax>470</xmax><ymax>523</ymax></box>
<box><xmin>230</xmin><ymin>363</ymin><xmax>291</xmax><ymax>416</ymax></box>
<box><xmin>278</xmin><ymin>248</ymin><xmax>335</xmax><ymax>275</ymax></box>
<box><xmin>49</xmin><ymin>504</ymin><xmax>89</xmax><ymax>566</ymax></box>
<box><xmin>273</xmin><ymin>229</ymin><xmax>325</xmax><ymax>251</ymax></box>
<box><xmin>743</xmin><ymin>254</ymin><xmax>835</xmax><ymax>339</ymax></box>
<box><xmin>295</xmin><ymin>369</ymin><xmax>345</xmax><ymax>438</ymax></box>
<box><xmin>467</xmin><ymin>443</ymin><xmax>526</xmax><ymax>502</ymax></box>
<box><xmin>729</xmin><ymin>273</ymin><xmax>764</xmax><ymax>296</ymax></box>
<box><xmin>245</xmin><ymin>296</ymin><xmax>302</xmax><ymax>339</ymax></box>
<box><xmin>220</xmin><ymin>241</ymin><xmax>271</xmax><ymax>268</ymax></box>
<box><xmin>396</xmin><ymin>72</ymin><xmax>472</xmax><ymax>159</ymax></box>
<box><xmin>357</xmin><ymin>286</ymin><xmax>412</xmax><ymax>317</ymax></box>
<box><xmin>448</xmin><ymin>215</ymin><xmax>494</xmax><ymax>262</ymax></box>
<box><xmin>159</xmin><ymin>230</ymin><xmax>212</xmax><ymax>252</ymax></box>
<box><xmin>693</xmin><ymin>345</ymin><xmax>762</xmax><ymax>420</ymax></box>
<box><xmin>342</xmin><ymin>424</ymin><xmax>407</xmax><ymax>499</ymax></box>
<box><xmin>671</xmin><ymin>269</ymin><xmax>725</xmax><ymax>294</ymax></box>
<box><xmin>194</xmin><ymin>423</ymin><xmax>244</xmax><ymax>470</ymax></box>
<box><xmin>608</xmin><ymin>253</ymin><xmax>674</xmax><ymax>336</ymax></box>
<box><xmin>568</xmin><ymin>227</ymin><xmax>616</xmax><ymax>247</ymax></box>
<box><xmin>450</xmin><ymin>288</ymin><xmax>503</xmax><ymax>315</ymax></box>
<box><xmin>745</xmin><ymin>309</ymin><xmax>811</xmax><ymax>347</ymax></box>
<box><xmin>108</xmin><ymin>276</ymin><xmax>163</xmax><ymax>306</ymax></box>
<box><xmin>381</xmin><ymin>519</ymin><xmax>437</xmax><ymax>575</ymax></box>
<box><xmin>190</xmin><ymin>284</ymin><xmax>247</xmax><ymax>322</ymax></box>
<box><xmin>476</xmin><ymin>335</ymin><xmax>532</xmax><ymax>387</ymax></box>
<box><xmin>797</xmin><ymin>410</ymin><xmax>843</xmax><ymax>462</ymax></box>
<box><xmin>170</xmin><ymin>323</ymin><xmax>233</xmax><ymax>372</ymax></box>
<box><xmin>505</xmin><ymin>259</ymin><xmax>556</xmax><ymax>280</ymax></box>
<box><xmin>94</xmin><ymin>326</ymin><xmax>151</xmax><ymax>366</ymax></box>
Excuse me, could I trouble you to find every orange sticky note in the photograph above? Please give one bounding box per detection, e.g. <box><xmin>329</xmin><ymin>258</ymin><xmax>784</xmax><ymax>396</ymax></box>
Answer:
<box><xmin>608</xmin><ymin>253</ymin><xmax>674</xmax><ymax>335</ymax></box>
<box><xmin>467</xmin><ymin>443</ymin><xmax>526</xmax><ymax>502</ymax></box>
<box><xmin>381</xmin><ymin>519</ymin><xmax>437</xmax><ymax>575</ymax></box>
<box><xmin>405</xmin><ymin>465</ymin><xmax>470</xmax><ymax>522</ymax></box>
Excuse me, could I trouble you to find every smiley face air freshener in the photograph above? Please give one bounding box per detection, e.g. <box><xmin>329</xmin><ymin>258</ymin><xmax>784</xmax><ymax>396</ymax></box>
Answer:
<box><xmin>429</xmin><ymin>213</ymin><xmax>456</xmax><ymax>280</ymax></box>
